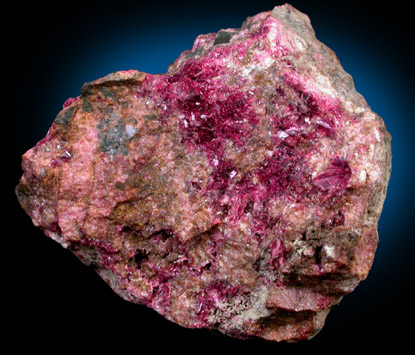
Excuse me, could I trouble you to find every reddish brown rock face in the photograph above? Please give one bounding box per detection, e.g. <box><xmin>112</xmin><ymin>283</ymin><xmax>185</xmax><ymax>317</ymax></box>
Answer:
<box><xmin>16</xmin><ymin>4</ymin><xmax>391</xmax><ymax>342</ymax></box>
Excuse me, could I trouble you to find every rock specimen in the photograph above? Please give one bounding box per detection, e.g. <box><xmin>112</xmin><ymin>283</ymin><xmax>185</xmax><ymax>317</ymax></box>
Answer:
<box><xmin>16</xmin><ymin>4</ymin><xmax>391</xmax><ymax>342</ymax></box>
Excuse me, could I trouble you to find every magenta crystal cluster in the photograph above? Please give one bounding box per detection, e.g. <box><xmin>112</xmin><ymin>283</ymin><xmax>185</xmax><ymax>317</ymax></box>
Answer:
<box><xmin>16</xmin><ymin>4</ymin><xmax>391</xmax><ymax>342</ymax></box>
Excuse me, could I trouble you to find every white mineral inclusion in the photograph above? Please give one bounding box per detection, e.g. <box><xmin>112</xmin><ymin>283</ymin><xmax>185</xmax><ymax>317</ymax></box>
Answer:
<box><xmin>323</xmin><ymin>244</ymin><xmax>335</xmax><ymax>258</ymax></box>
<box><xmin>359</xmin><ymin>169</ymin><xmax>367</xmax><ymax>183</ymax></box>
<box><xmin>277</xmin><ymin>130</ymin><xmax>289</xmax><ymax>139</ymax></box>
<box><xmin>125</xmin><ymin>124</ymin><xmax>137</xmax><ymax>138</ymax></box>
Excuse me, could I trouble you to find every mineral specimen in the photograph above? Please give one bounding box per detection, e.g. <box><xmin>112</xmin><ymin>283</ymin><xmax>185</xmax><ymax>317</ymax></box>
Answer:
<box><xmin>16</xmin><ymin>4</ymin><xmax>391</xmax><ymax>342</ymax></box>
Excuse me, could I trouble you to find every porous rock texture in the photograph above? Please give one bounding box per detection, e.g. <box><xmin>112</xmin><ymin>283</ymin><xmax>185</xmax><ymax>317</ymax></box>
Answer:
<box><xmin>16</xmin><ymin>4</ymin><xmax>391</xmax><ymax>342</ymax></box>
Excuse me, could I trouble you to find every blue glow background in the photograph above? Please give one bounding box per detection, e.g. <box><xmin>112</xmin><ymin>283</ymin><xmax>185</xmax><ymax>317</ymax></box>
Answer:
<box><xmin>6</xmin><ymin>0</ymin><xmax>413</xmax><ymax>351</ymax></box>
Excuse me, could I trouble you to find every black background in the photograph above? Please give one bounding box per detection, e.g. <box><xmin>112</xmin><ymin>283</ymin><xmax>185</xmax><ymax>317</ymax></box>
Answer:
<box><xmin>5</xmin><ymin>0</ymin><xmax>413</xmax><ymax>352</ymax></box>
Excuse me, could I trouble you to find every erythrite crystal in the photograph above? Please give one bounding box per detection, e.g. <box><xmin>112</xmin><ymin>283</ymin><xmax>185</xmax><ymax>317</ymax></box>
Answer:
<box><xmin>16</xmin><ymin>4</ymin><xmax>391</xmax><ymax>342</ymax></box>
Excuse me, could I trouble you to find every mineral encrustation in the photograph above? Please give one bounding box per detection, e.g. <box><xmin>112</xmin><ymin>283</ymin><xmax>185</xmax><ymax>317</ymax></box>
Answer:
<box><xmin>16</xmin><ymin>4</ymin><xmax>391</xmax><ymax>342</ymax></box>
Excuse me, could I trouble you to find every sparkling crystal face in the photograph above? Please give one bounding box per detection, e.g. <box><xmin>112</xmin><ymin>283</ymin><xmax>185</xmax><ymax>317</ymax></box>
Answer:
<box><xmin>141</xmin><ymin>40</ymin><xmax>354</xmax><ymax>241</ymax></box>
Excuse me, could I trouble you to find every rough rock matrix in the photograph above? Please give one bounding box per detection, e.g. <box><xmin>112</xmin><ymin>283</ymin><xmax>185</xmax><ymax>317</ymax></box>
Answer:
<box><xmin>16</xmin><ymin>4</ymin><xmax>391</xmax><ymax>342</ymax></box>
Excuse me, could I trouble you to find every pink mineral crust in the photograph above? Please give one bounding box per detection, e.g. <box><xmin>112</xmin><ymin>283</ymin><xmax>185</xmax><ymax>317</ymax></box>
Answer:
<box><xmin>16</xmin><ymin>4</ymin><xmax>391</xmax><ymax>342</ymax></box>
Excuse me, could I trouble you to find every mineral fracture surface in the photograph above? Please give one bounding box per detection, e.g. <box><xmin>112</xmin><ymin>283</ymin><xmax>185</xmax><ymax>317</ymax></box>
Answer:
<box><xmin>16</xmin><ymin>4</ymin><xmax>391</xmax><ymax>342</ymax></box>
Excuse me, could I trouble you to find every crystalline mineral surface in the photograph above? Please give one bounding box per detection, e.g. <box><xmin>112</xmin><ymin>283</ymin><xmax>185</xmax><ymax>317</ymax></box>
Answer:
<box><xmin>16</xmin><ymin>4</ymin><xmax>391</xmax><ymax>342</ymax></box>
